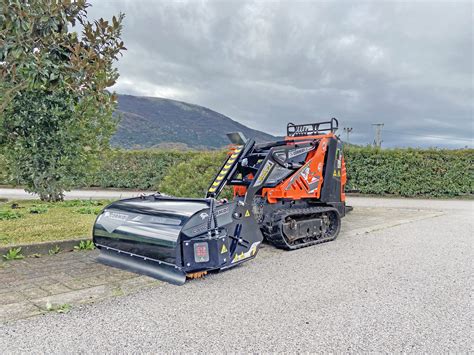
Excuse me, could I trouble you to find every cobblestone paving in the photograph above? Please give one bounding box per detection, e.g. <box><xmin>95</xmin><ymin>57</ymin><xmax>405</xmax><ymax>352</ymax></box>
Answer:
<box><xmin>0</xmin><ymin>251</ymin><xmax>160</xmax><ymax>322</ymax></box>
<box><xmin>0</xmin><ymin>206</ymin><xmax>442</xmax><ymax>323</ymax></box>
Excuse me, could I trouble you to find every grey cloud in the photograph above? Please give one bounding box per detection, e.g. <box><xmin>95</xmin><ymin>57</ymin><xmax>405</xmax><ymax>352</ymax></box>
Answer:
<box><xmin>89</xmin><ymin>0</ymin><xmax>473</xmax><ymax>148</ymax></box>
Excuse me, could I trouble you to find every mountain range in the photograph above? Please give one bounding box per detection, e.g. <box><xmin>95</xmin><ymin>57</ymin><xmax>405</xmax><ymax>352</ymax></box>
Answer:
<box><xmin>112</xmin><ymin>94</ymin><xmax>277</xmax><ymax>149</ymax></box>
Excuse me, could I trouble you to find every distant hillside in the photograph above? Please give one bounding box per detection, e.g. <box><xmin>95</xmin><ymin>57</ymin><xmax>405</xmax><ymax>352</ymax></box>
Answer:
<box><xmin>112</xmin><ymin>95</ymin><xmax>277</xmax><ymax>149</ymax></box>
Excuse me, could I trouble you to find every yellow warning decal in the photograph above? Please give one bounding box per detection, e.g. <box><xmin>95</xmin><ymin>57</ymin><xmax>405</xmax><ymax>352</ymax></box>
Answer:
<box><xmin>208</xmin><ymin>145</ymin><xmax>243</xmax><ymax>193</ymax></box>
<box><xmin>231</xmin><ymin>242</ymin><xmax>261</xmax><ymax>263</ymax></box>
<box><xmin>245</xmin><ymin>210</ymin><xmax>250</xmax><ymax>217</ymax></box>
<box><xmin>232</xmin><ymin>252</ymin><xmax>244</xmax><ymax>262</ymax></box>
<box><xmin>221</xmin><ymin>244</ymin><xmax>228</xmax><ymax>254</ymax></box>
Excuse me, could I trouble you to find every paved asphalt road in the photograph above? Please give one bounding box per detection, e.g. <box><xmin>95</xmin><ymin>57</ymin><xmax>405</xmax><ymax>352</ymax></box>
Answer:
<box><xmin>0</xmin><ymin>187</ymin><xmax>149</xmax><ymax>200</ymax></box>
<box><xmin>0</xmin><ymin>197</ymin><xmax>472</xmax><ymax>352</ymax></box>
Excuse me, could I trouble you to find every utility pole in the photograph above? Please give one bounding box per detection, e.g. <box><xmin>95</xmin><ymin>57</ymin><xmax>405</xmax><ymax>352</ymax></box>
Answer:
<box><xmin>343</xmin><ymin>127</ymin><xmax>353</xmax><ymax>144</ymax></box>
<box><xmin>372</xmin><ymin>123</ymin><xmax>384</xmax><ymax>148</ymax></box>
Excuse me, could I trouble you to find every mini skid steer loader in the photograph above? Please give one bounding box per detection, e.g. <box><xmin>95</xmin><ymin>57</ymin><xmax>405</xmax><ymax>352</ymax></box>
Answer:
<box><xmin>93</xmin><ymin>118</ymin><xmax>348</xmax><ymax>285</ymax></box>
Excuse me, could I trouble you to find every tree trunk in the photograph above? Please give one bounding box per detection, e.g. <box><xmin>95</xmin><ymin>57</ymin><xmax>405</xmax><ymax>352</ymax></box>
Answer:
<box><xmin>39</xmin><ymin>192</ymin><xmax>64</xmax><ymax>202</ymax></box>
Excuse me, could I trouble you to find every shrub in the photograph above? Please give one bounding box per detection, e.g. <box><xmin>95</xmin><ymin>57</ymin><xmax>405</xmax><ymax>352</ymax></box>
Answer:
<box><xmin>159</xmin><ymin>151</ymin><xmax>230</xmax><ymax>198</ymax></box>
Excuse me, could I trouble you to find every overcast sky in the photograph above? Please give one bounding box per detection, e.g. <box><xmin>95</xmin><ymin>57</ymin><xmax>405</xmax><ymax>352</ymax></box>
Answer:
<box><xmin>88</xmin><ymin>0</ymin><xmax>473</xmax><ymax>148</ymax></box>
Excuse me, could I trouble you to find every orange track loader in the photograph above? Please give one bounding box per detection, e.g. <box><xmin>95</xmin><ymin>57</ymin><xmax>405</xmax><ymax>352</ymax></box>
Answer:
<box><xmin>93</xmin><ymin>118</ymin><xmax>348</xmax><ymax>285</ymax></box>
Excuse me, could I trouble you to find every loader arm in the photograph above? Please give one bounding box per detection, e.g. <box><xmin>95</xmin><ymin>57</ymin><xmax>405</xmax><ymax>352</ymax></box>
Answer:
<box><xmin>206</xmin><ymin>139</ymin><xmax>255</xmax><ymax>198</ymax></box>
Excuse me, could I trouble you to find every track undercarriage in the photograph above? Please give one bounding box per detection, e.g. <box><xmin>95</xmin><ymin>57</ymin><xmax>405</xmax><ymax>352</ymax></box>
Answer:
<box><xmin>261</xmin><ymin>204</ymin><xmax>341</xmax><ymax>250</ymax></box>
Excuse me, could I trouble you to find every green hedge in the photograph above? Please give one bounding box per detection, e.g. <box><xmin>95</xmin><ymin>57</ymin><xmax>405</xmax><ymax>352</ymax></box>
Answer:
<box><xmin>84</xmin><ymin>149</ymin><xmax>200</xmax><ymax>190</ymax></box>
<box><xmin>1</xmin><ymin>147</ymin><xmax>472</xmax><ymax>198</ymax></box>
<box><xmin>157</xmin><ymin>147</ymin><xmax>473</xmax><ymax>198</ymax></box>
<box><xmin>344</xmin><ymin>147</ymin><xmax>473</xmax><ymax>197</ymax></box>
<box><xmin>0</xmin><ymin>149</ymin><xmax>199</xmax><ymax>189</ymax></box>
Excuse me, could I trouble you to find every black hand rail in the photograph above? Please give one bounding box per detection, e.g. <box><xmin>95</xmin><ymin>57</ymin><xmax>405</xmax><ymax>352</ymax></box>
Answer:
<box><xmin>287</xmin><ymin>118</ymin><xmax>339</xmax><ymax>137</ymax></box>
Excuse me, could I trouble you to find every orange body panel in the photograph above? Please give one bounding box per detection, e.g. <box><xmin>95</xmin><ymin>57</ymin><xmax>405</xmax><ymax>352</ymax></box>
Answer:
<box><xmin>340</xmin><ymin>156</ymin><xmax>347</xmax><ymax>202</ymax></box>
<box><xmin>233</xmin><ymin>132</ymin><xmax>346</xmax><ymax>204</ymax></box>
<box><xmin>263</xmin><ymin>136</ymin><xmax>330</xmax><ymax>203</ymax></box>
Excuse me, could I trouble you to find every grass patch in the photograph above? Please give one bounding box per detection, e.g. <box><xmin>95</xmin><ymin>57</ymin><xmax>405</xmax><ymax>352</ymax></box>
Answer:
<box><xmin>0</xmin><ymin>209</ymin><xmax>22</xmax><ymax>220</ymax></box>
<box><xmin>45</xmin><ymin>302</ymin><xmax>71</xmax><ymax>313</ymax></box>
<box><xmin>0</xmin><ymin>200</ymin><xmax>109</xmax><ymax>246</ymax></box>
<box><xmin>75</xmin><ymin>206</ymin><xmax>103</xmax><ymax>215</ymax></box>
<box><xmin>59</xmin><ymin>200</ymin><xmax>104</xmax><ymax>207</ymax></box>
<box><xmin>27</xmin><ymin>205</ymin><xmax>49</xmax><ymax>214</ymax></box>
<box><xmin>48</xmin><ymin>245</ymin><xmax>61</xmax><ymax>255</ymax></box>
<box><xmin>3</xmin><ymin>247</ymin><xmax>24</xmax><ymax>260</ymax></box>
<box><xmin>74</xmin><ymin>240</ymin><xmax>95</xmax><ymax>251</ymax></box>
<box><xmin>0</xmin><ymin>235</ymin><xmax>10</xmax><ymax>243</ymax></box>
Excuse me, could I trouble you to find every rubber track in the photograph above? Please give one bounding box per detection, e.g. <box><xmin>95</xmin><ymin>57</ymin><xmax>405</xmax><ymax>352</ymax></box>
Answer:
<box><xmin>263</xmin><ymin>206</ymin><xmax>340</xmax><ymax>250</ymax></box>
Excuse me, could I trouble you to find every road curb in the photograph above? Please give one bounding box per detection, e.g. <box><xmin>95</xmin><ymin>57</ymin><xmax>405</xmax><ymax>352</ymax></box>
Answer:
<box><xmin>0</xmin><ymin>238</ymin><xmax>90</xmax><ymax>257</ymax></box>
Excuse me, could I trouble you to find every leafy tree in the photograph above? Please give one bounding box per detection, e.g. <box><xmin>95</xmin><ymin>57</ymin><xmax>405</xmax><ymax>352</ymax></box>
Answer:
<box><xmin>0</xmin><ymin>0</ymin><xmax>125</xmax><ymax>201</ymax></box>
